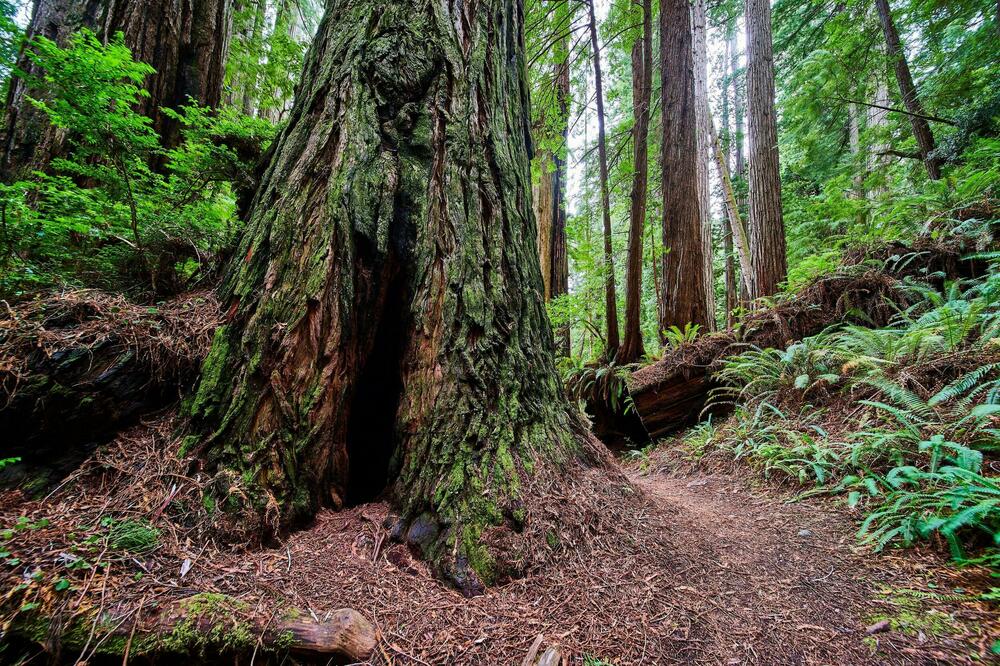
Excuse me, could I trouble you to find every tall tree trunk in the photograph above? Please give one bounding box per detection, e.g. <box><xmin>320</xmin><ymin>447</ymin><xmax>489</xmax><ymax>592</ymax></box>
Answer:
<box><xmin>874</xmin><ymin>0</ymin><xmax>941</xmax><ymax>180</ymax></box>
<box><xmin>867</xmin><ymin>71</ymin><xmax>891</xmax><ymax>196</ymax></box>
<box><xmin>533</xmin><ymin>36</ymin><xmax>571</xmax><ymax>356</ymax></box>
<box><xmin>586</xmin><ymin>0</ymin><xmax>620</xmax><ymax>358</ymax></box>
<box><xmin>745</xmin><ymin>0</ymin><xmax>787</xmax><ymax>299</ymax></box>
<box><xmin>186</xmin><ymin>0</ymin><xmax>606</xmax><ymax>595</ymax></box>
<box><xmin>721</xmin><ymin>29</ymin><xmax>736</xmax><ymax>328</ymax></box>
<box><xmin>730</xmin><ymin>24</ymin><xmax>749</xmax><ymax>306</ymax></box>
<box><xmin>620</xmin><ymin>0</ymin><xmax>652</xmax><ymax>363</ymax></box>
<box><xmin>533</xmin><ymin>0</ymin><xmax>571</xmax><ymax>356</ymax></box>
<box><xmin>709</xmin><ymin>115</ymin><xmax>752</xmax><ymax>299</ymax></box>
<box><xmin>660</xmin><ymin>0</ymin><xmax>711</xmax><ymax>331</ymax></box>
<box><xmin>102</xmin><ymin>0</ymin><xmax>234</xmax><ymax>151</ymax></box>
<box><xmin>0</xmin><ymin>0</ymin><xmax>233</xmax><ymax>179</ymax></box>
<box><xmin>692</xmin><ymin>0</ymin><xmax>715</xmax><ymax>330</ymax></box>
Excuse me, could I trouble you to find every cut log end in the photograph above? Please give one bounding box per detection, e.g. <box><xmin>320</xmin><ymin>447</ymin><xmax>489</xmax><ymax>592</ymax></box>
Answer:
<box><xmin>275</xmin><ymin>609</ymin><xmax>378</xmax><ymax>661</ymax></box>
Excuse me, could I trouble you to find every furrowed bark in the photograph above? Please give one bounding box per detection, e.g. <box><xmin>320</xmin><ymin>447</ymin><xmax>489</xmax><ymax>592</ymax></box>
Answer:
<box><xmin>660</xmin><ymin>0</ymin><xmax>712</xmax><ymax>331</ymax></box>
<box><xmin>745</xmin><ymin>0</ymin><xmax>787</xmax><ymax>299</ymax></box>
<box><xmin>620</xmin><ymin>0</ymin><xmax>652</xmax><ymax>364</ymax></box>
<box><xmin>187</xmin><ymin>0</ymin><xmax>604</xmax><ymax>595</ymax></box>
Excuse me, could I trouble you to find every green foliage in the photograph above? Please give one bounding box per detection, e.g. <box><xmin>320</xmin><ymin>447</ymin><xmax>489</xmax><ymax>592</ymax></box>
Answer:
<box><xmin>693</xmin><ymin>241</ymin><xmax>1000</xmax><ymax>568</ymax></box>
<box><xmin>1</xmin><ymin>30</ymin><xmax>275</xmax><ymax>300</ymax></box>
<box><xmin>102</xmin><ymin>518</ymin><xmax>159</xmax><ymax>555</ymax></box>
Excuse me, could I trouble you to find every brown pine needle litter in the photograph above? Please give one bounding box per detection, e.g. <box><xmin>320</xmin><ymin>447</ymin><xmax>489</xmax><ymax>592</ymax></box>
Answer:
<box><xmin>1</xmin><ymin>412</ymin><xmax>996</xmax><ymax>664</ymax></box>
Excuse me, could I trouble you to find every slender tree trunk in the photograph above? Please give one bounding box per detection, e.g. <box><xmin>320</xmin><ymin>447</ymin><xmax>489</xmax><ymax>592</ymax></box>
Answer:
<box><xmin>730</xmin><ymin>24</ymin><xmax>749</xmax><ymax>306</ymax></box>
<box><xmin>709</xmin><ymin>116</ymin><xmax>752</xmax><ymax>297</ymax></box>
<box><xmin>745</xmin><ymin>0</ymin><xmax>787</xmax><ymax>299</ymax></box>
<box><xmin>721</xmin><ymin>30</ymin><xmax>736</xmax><ymax>328</ymax></box>
<box><xmin>874</xmin><ymin>0</ymin><xmax>941</xmax><ymax>180</ymax></box>
<box><xmin>867</xmin><ymin>71</ymin><xmax>891</xmax><ymax>196</ymax></box>
<box><xmin>586</xmin><ymin>0</ymin><xmax>620</xmax><ymax>358</ymax></box>
<box><xmin>533</xmin><ymin>32</ymin><xmax>571</xmax><ymax>356</ymax></box>
<box><xmin>693</xmin><ymin>0</ymin><xmax>715</xmax><ymax>330</ymax></box>
<box><xmin>660</xmin><ymin>0</ymin><xmax>711</xmax><ymax>331</ymax></box>
<box><xmin>0</xmin><ymin>0</ymin><xmax>233</xmax><ymax>179</ymax></box>
<box><xmin>187</xmin><ymin>0</ymin><xmax>606</xmax><ymax>595</ymax></box>
<box><xmin>620</xmin><ymin>0</ymin><xmax>652</xmax><ymax>363</ymax></box>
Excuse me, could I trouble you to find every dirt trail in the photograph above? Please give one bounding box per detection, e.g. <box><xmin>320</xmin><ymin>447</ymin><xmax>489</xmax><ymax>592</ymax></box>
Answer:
<box><xmin>3</xmin><ymin>429</ymin><xmax>995</xmax><ymax>665</ymax></box>
<box><xmin>628</xmin><ymin>467</ymin><xmax>994</xmax><ymax>664</ymax></box>
<box><xmin>247</xmin><ymin>462</ymin><xmax>994</xmax><ymax>665</ymax></box>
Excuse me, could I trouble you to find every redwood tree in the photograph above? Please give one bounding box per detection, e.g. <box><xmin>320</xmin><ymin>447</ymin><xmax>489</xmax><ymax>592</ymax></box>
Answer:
<box><xmin>745</xmin><ymin>0</ymin><xmax>787</xmax><ymax>299</ymax></box>
<box><xmin>0</xmin><ymin>0</ymin><xmax>233</xmax><ymax>179</ymax></box>
<box><xmin>532</xmin><ymin>5</ymin><xmax>571</xmax><ymax>356</ymax></box>
<box><xmin>187</xmin><ymin>0</ymin><xmax>604</xmax><ymax>594</ymax></box>
<box><xmin>693</xmin><ymin>0</ymin><xmax>715</xmax><ymax>330</ymax></box>
<box><xmin>586</xmin><ymin>0</ymin><xmax>620</xmax><ymax>358</ymax></box>
<box><xmin>620</xmin><ymin>0</ymin><xmax>652</xmax><ymax>363</ymax></box>
<box><xmin>660</xmin><ymin>0</ymin><xmax>712</xmax><ymax>330</ymax></box>
<box><xmin>874</xmin><ymin>0</ymin><xmax>941</xmax><ymax>180</ymax></box>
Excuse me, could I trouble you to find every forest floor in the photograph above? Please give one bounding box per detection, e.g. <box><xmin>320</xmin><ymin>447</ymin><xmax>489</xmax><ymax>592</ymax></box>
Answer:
<box><xmin>1</xmin><ymin>416</ymin><xmax>997</xmax><ymax>665</ymax></box>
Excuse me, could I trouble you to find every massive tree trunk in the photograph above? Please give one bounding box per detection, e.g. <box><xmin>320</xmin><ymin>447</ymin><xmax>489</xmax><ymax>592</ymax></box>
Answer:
<box><xmin>874</xmin><ymin>0</ymin><xmax>941</xmax><ymax>180</ymax></box>
<box><xmin>186</xmin><ymin>0</ymin><xmax>606</xmax><ymax>595</ymax></box>
<box><xmin>660</xmin><ymin>0</ymin><xmax>712</xmax><ymax>330</ymax></box>
<box><xmin>102</xmin><ymin>0</ymin><xmax>234</xmax><ymax>151</ymax></box>
<box><xmin>745</xmin><ymin>0</ymin><xmax>787</xmax><ymax>299</ymax></box>
<box><xmin>619</xmin><ymin>0</ymin><xmax>652</xmax><ymax>363</ymax></box>
<box><xmin>692</xmin><ymin>0</ymin><xmax>715</xmax><ymax>330</ymax></box>
<box><xmin>0</xmin><ymin>0</ymin><xmax>233</xmax><ymax>180</ymax></box>
<box><xmin>586</xmin><ymin>0</ymin><xmax>620</xmax><ymax>358</ymax></box>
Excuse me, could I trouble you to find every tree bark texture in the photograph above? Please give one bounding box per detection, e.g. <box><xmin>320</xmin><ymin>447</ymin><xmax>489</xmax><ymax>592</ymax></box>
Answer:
<box><xmin>586</xmin><ymin>0</ymin><xmax>620</xmax><ymax>358</ymax></box>
<box><xmin>186</xmin><ymin>0</ymin><xmax>605</xmax><ymax>595</ymax></box>
<box><xmin>745</xmin><ymin>0</ymin><xmax>787</xmax><ymax>299</ymax></box>
<box><xmin>660</xmin><ymin>0</ymin><xmax>712</xmax><ymax>331</ymax></box>
<box><xmin>874</xmin><ymin>0</ymin><xmax>940</xmax><ymax>180</ymax></box>
<box><xmin>619</xmin><ymin>0</ymin><xmax>652</xmax><ymax>363</ymax></box>
<box><xmin>102</xmin><ymin>0</ymin><xmax>234</xmax><ymax>151</ymax></box>
<box><xmin>692</xmin><ymin>0</ymin><xmax>715</xmax><ymax>330</ymax></box>
<box><xmin>0</xmin><ymin>0</ymin><xmax>233</xmax><ymax>180</ymax></box>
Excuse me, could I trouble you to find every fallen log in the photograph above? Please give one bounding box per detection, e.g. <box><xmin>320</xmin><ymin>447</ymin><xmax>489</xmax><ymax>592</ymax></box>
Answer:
<box><xmin>0</xmin><ymin>289</ymin><xmax>219</xmax><ymax>487</ymax></box>
<box><xmin>628</xmin><ymin>268</ymin><xmax>910</xmax><ymax>442</ymax></box>
<box><xmin>10</xmin><ymin>600</ymin><xmax>376</xmax><ymax>663</ymax></box>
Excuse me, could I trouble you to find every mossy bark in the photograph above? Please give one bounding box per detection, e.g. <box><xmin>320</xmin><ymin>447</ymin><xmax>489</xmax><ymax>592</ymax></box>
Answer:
<box><xmin>188</xmin><ymin>0</ymin><xmax>596</xmax><ymax>593</ymax></box>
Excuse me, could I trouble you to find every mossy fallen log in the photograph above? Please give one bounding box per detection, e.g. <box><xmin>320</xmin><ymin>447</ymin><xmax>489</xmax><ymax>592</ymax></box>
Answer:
<box><xmin>8</xmin><ymin>595</ymin><xmax>377</xmax><ymax>663</ymax></box>
<box><xmin>0</xmin><ymin>290</ymin><xmax>219</xmax><ymax>488</ymax></box>
<box><xmin>627</xmin><ymin>268</ymin><xmax>911</xmax><ymax>441</ymax></box>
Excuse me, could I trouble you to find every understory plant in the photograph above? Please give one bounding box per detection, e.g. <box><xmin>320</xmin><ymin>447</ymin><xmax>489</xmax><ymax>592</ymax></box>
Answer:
<box><xmin>0</xmin><ymin>30</ymin><xmax>275</xmax><ymax>300</ymax></box>
<box><xmin>692</xmin><ymin>245</ymin><xmax>1000</xmax><ymax>568</ymax></box>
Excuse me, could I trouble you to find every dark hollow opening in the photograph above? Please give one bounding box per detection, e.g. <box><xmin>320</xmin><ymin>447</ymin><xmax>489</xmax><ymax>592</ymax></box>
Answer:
<box><xmin>344</xmin><ymin>266</ymin><xmax>409</xmax><ymax>506</ymax></box>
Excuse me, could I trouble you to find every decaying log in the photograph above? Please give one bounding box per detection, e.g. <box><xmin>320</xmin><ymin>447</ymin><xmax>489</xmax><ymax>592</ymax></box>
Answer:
<box><xmin>12</xmin><ymin>602</ymin><xmax>376</xmax><ymax>663</ymax></box>
<box><xmin>627</xmin><ymin>269</ymin><xmax>908</xmax><ymax>441</ymax></box>
<box><xmin>0</xmin><ymin>290</ymin><xmax>219</xmax><ymax>486</ymax></box>
<box><xmin>270</xmin><ymin>611</ymin><xmax>378</xmax><ymax>660</ymax></box>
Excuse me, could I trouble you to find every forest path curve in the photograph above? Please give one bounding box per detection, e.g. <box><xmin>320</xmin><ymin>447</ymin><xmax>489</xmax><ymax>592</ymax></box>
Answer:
<box><xmin>625</xmin><ymin>461</ymin><xmax>994</xmax><ymax>665</ymax></box>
